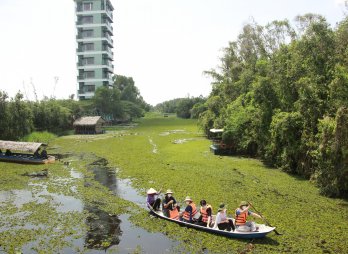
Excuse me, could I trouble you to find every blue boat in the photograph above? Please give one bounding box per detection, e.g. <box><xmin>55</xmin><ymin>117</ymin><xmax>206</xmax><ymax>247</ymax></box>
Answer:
<box><xmin>0</xmin><ymin>140</ymin><xmax>55</xmax><ymax>164</ymax></box>
<box><xmin>147</xmin><ymin>204</ymin><xmax>275</xmax><ymax>239</ymax></box>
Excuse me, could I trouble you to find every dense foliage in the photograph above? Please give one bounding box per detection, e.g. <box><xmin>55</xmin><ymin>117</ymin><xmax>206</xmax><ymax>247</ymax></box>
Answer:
<box><xmin>93</xmin><ymin>74</ymin><xmax>151</xmax><ymax>122</ymax></box>
<box><xmin>0</xmin><ymin>74</ymin><xmax>149</xmax><ymax>140</ymax></box>
<box><xmin>154</xmin><ymin>96</ymin><xmax>206</xmax><ymax>119</ymax></box>
<box><xmin>200</xmin><ymin>14</ymin><xmax>348</xmax><ymax>198</ymax></box>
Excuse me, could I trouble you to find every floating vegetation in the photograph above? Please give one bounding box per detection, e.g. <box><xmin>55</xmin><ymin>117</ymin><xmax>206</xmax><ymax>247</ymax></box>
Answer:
<box><xmin>1</xmin><ymin>114</ymin><xmax>348</xmax><ymax>253</ymax></box>
<box><xmin>148</xmin><ymin>136</ymin><xmax>158</xmax><ymax>153</ymax></box>
<box><xmin>159</xmin><ymin>129</ymin><xmax>187</xmax><ymax>136</ymax></box>
<box><xmin>171</xmin><ymin>138</ymin><xmax>203</xmax><ymax>144</ymax></box>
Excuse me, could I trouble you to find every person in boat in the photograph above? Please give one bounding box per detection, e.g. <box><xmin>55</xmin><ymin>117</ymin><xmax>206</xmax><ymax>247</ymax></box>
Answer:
<box><xmin>41</xmin><ymin>148</ymin><xmax>48</xmax><ymax>159</ymax></box>
<box><xmin>214</xmin><ymin>203</ymin><xmax>235</xmax><ymax>231</ymax></box>
<box><xmin>162</xmin><ymin>189</ymin><xmax>179</xmax><ymax>219</ymax></box>
<box><xmin>181</xmin><ymin>196</ymin><xmax>198</xmax><ymax>223</ymax></box>
<box><xmin>5</xmin><ymin>149</ymin><xmax>12</xmax><ymax>156</ymax></box>
<box><xmin>146</xmin><ymin>187</ymin><xmax>161</xmax><ymax>211</ymax></box>
<box><xmin>196</xmin><ymin>199</ymin><xmax>213</xmax><ymax>227</ymax></box>
<box><xmin>34</xmin><ymin>148</ymin><xmax>41</xmax><ymax>158</ymax></box>
<box><xmin>235</xmin><ymin>201</ymin><xmax>262</xmax><ymax>232</ymax></box>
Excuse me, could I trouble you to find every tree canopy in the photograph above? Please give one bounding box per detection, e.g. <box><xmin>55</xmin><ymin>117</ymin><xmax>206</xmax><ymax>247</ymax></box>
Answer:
<box><xmin>200</xmin><ymin>14</ymin><xmax>348</xmax><ymax>198</ymax></box>
<box><xmin>0</xmin><ymin>74</ymin><xmax>150</xmax><ymax>140</ymax></box>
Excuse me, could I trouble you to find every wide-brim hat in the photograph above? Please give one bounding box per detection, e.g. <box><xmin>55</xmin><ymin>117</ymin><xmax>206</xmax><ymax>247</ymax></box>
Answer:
<box><xmin>165</xmin><ymin>189</ymin><xmax>173</xmax><ymax>194</ymax></box>
<box><xmin>218</xmin><ymin>203</ymin><xmax>227</xmax><ymax>211</ymax></box>
<box><xmin>184</xmin><ymin>196</ymin><xmax>192</xmax><ymax>202</ymax></box>
<box><xmin>239</xmin><ymin>201</ymin><xmax>248</xmax><ymax>207</ymax></box>
<box><xmin>147</xmin><ymin>188</ymin><xmax>157</xmax><ymax>194</ymax></box>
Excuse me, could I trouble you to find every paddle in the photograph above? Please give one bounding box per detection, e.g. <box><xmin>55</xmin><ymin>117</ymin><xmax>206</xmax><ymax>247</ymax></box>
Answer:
<box><xmin>248</xmin><ymin>202</ymin><xmax>283</xmax><ymax>235</ymax></box>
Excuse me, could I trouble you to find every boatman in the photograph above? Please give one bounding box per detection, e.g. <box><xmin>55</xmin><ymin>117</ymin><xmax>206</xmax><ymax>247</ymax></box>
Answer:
<box><xmin>235</xmin><ymin>201</ymin><xmax>262</xmax><ymax>232</ymax></box>
<box><xmin>34</xmin><ymin>148</ymin><xmax>40</xmax><ymax>158</ymax></box>
<box><xmin>181</xmin><ymin>196</ymin><xmax>198</xmax><ymax>223</ymax></box>
<box><xmin>41</xmin><ymin>148</ymin><xmax>48</xmax><ymax>159</ymax></box>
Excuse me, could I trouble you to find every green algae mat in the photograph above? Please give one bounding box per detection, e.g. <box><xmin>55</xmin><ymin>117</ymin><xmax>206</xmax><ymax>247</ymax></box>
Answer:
<box><xmin>1</xmin><ymin>114</ymin><xmax>347</xmax><ymax>253</ymax></box>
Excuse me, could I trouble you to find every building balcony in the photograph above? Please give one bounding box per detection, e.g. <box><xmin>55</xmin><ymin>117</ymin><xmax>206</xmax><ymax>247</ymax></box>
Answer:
<box><xmin>77</xmin><ymin>90</ymin><xmax>95</xmax><ymax>98</ymax></box>
<box><xmin>103</xmin><ymin>12</ymin><xmax>113</xmax><ymax>23</ymax></box>
<box><xmin>102</xmin><ymin>51</ymin><xmax>113</xmax><ymax>60</ymax></box>
<box><xmin>103</xmin><ymin>23</ymin><xmax>113</xmax><ymax>35</ymax></box>
<box><xmin>77</xmin><ymin>64</ymin><xmax>113</xmax><ymax>72</ymax></box>
<box><xmin>77</xmin><ymin>77</ymin><xmax>113</xmax><ymax>83</ymax></box>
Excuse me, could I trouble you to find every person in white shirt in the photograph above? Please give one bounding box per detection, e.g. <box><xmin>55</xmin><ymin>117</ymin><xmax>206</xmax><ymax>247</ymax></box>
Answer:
<box><xmin>213</xmin><ymin>203</ymin><xmax>235</xmax><ymax>231</ymax></box>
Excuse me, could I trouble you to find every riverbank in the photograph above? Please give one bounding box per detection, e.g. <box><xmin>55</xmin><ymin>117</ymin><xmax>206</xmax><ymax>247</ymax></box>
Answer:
<box><xmin>1</xmin><ymin>114</ymin><xmax>347</xmax><ymax>253</ymax></box>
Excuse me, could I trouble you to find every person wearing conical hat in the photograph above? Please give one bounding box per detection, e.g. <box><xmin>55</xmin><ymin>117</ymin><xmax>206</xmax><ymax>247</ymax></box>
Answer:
<box><xmin>162</xmin><ymin>189</ymin><xmax>179</xmax><ymax>218</ymax></box>
<box><xmin>235</xmin><ymin>201</ymin><xmax>261</xmax><ymax>232</ymax></box>
<box><xmin>181</xmin><ymin>196</ymin><xmax>198</xmax><ymax>223</ymax></box>
<box><xmin>146</xmin><ymin>187</ymin><xmax>161</xmax><ymax>211</ymax></box>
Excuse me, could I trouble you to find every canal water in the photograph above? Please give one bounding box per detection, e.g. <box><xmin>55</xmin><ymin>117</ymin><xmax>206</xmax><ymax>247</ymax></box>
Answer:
<box><xmin>86</xmin><ymin>161</ymin><xmax>179</xmax><ymax>253</ymax></box>
<box><xmin>0</xmin><ymin>156</ymin><xmax>180</xmax><ymax>254</ymax></box>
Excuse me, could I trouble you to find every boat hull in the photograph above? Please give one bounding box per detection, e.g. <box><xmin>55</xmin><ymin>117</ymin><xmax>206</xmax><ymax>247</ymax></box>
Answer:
<box><xmin>0</xmin><ymin>155</ymin><xmax>55</xmax><ymax>164</ymax></box>
<box><xmin>148</xmin><ymin>205</ymin><xmax>275</xmax><ymax>239</ymax></box>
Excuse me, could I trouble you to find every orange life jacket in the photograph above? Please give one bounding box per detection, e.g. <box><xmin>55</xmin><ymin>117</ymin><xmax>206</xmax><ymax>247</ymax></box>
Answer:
<box><xmin>200</xmin><ymin>205</ymin><xmax>212</xmax><ymax>223</ymax></box>
<box><xmin>183</xmin><ymin>202</ymin><xmax>197</xmax><ymax>221</ymax></box>
<box><xmin>169</xmin><ymin>207</ymin><xmax>179</xmax><ymax>220</ymax></box>
<box><xmin>235</xmin><ymin>209</ymin><xmax>248</xmax><ymax>225</ymax></box>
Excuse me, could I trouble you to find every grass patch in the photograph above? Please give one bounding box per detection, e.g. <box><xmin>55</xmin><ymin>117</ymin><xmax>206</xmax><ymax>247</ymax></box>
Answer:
<box><xmin>21</xmin><ymin>131</ymin><xmax>58</xmax><ymax>144</ymax></box>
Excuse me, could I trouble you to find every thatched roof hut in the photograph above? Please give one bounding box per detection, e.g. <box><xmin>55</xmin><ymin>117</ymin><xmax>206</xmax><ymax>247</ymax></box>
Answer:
<box><xmin>73</xmin><ymin>116</ymin><xmax>106</xmax><ymax>134</ymax></box>
<box><xmin>0</xmin><ymin>141</ymin><xmax>44</xmax><ymax>153</ymax></box>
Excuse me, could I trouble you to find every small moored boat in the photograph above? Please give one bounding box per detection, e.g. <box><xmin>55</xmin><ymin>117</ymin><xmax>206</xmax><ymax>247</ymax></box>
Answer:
<box><xmin>0</xmin><ymin>140</ymin><xmax>55</xmax><ymax>164</ymax></box>
<box><xmin>147</xmin><ymin>204</ymin><xmax>275</xmax><ymax>239</ymax></box>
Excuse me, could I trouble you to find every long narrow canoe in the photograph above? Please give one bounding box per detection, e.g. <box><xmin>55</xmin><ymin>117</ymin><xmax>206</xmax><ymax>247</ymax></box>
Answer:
<box><xmin>147</xmin><ymin>204</ymin><xmax>275</xmax><ymax>239</ymax></box>
<box><xmin>0</xmin><ymin>154</ymin><xmax>55</xmax><ymax>164</ymax></box>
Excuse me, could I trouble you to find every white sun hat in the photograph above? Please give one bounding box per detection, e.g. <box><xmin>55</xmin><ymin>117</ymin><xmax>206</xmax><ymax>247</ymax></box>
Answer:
<box><xmin>184</xmin><ymin>196</ymin><xmax>192</xmax><ymax>202</ymax></box>
<box><xmin>147</xmin><ymin>188</ymin><xmax>157</xmax><ymax>194</ymax></box>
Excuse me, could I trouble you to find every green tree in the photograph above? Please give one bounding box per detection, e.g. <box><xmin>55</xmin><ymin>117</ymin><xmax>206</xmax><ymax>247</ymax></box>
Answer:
<box><xmin>0</xmin><ymin>91</ymin><xmax>10</xmax><ymax>139</ymax></box>
<box><xmin>7</xmin><ymin>92</ymin><xmax>34</xmax><ymax>140</ymax></box>
<box><xmin>316</xmin><ymin>107</ymin><xmax>348</xmax><ymax>197</ymax></box>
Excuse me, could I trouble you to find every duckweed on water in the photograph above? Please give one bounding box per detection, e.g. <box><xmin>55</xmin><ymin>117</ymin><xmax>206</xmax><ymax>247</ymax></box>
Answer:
<box><xmin>52</xmin><ymin>115</ymin><xmax>348</xmax><ymax>253</ymax></box>
<box><xmin>1</xmin><ymin>114</ymin><xmax>348</xmax><ymax>253</ymax></box>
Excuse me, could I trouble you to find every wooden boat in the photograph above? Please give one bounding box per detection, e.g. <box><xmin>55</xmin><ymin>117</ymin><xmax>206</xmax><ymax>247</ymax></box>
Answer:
<box><xmin>0</xmin><ymin>140</ymin><xmax>55</xmax><ymax>164</ymax></box>
<box><xmin>147</xmin><ymin>204</ymin><xmax>275</xmax><ymax>239</ymax></box>
<box><xmin>0</xmin><ymin>153</ymin><xmax>55</xmax><ymax>164</ymax></box>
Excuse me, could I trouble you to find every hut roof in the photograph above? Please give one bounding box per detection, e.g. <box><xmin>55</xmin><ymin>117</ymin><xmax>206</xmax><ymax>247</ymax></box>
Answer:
<box><xmin>73</xmin><ymin>116</ymin><xmax>105</xmax><ymax>126</ymax></box>
<box><xmin>0</xmin><ymin>140</ymin><xmax>44</xmax><ymax>153</ymax></box>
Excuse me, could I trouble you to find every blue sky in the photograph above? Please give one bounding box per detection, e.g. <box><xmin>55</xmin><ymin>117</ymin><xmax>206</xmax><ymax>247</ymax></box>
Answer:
<box><xmin>0</xmin><ymin>0</ymin><xmax>346</xmax><ymax>105</ymax></box>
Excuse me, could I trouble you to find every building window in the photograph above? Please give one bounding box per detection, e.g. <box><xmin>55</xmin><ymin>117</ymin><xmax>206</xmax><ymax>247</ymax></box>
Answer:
<box><xmin>86</xmin><ymin>85</ymin><xmax>95</xmax><ymax>92</ymax></box>
<box><xmin>83</xmin><ymin>3</ymin><xmax>93</xmax><ymax>11</ymax></box>
<box><xmin>84</xmin><ymin>71</ymin><xmax>95</xmax><ymax>78</ymax></box>
<box><xmin>81</xmin><ymin>16</ymin><xmax>93</xmax><ymax>24</ymax></box>
<box><xmin>83</xmin><ymin>57</ymin><xmax>94</xmax><ymax>65</ymax></box>
<box><xmin>82</xmin><ymin>43</ymin><xmax>94</xmax><ymax>51</ymax></box>
<box><xmin>82</xmin><ymin>30</ymin><xmax>94</xmax><ymax>38</ymax></box>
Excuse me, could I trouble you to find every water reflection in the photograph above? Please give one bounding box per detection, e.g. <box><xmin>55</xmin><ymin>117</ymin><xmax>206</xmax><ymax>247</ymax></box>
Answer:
<box><xmin>91</xmin><ymin>163</ymin><xmax>145</xmax><ymax>206</ymax></box>
<box><xmin>85</xmin><ymin>205</ymin><xmax>122</xmax><ymax>250</ymax></box>
<box><xmin>88</xmin><ymin>160</ymin><xmax>179</xmax><ymax>253</ymax></box>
